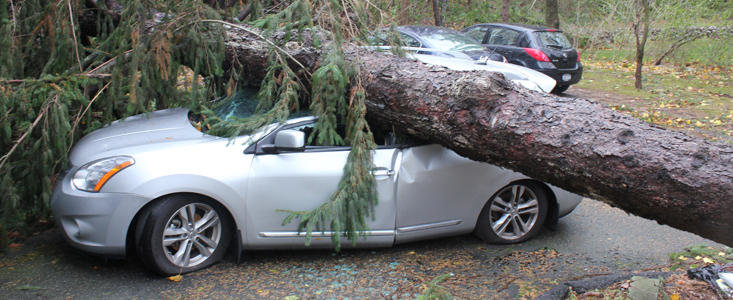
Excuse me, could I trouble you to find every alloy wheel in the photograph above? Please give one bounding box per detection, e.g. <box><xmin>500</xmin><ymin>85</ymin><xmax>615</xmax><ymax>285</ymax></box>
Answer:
<box><xmin>488</xmin><ymin>184</ymin><xmax>540</xmax><ymax>240</ymax></box>
<box><xmin>162</xmin><ymin>203</ymin><xmax>222</xmax><ymax>268</ymax></box>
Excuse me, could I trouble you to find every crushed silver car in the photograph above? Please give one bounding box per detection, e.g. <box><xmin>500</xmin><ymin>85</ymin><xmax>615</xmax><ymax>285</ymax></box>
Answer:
<box><xmin>51</xmin><ymin>94</ymin><xmax>582</xmax><ymax>275</ymax></box>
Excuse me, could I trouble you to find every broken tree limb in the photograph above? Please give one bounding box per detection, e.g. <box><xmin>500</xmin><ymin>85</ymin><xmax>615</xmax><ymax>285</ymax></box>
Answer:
<box><xmin>223</xmin><ymin>26</ymin><xmax>733</xmax><ymax>246</ymax></box>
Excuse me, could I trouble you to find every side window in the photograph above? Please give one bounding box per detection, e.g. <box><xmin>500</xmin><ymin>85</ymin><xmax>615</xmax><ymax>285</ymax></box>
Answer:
<box><xmin>369</xmin><ymin>122</ymin><xmax>428</xmax><ymax>148</ymax></box>
<box><xmin>487</xmin><ymin>28</ymin><xmax>521</xmax><ymax>46</ymax></box>
<box><xmin>399</xmin><ymin>33</ymin><xmax>422</xmax><ymax>47</ymax></box>
<box><xmin>463</xmin><ymin>26</ymin><xmax>488</xmax><ymax>43</ymax></box>
<box><xmin>287</xmin><ymin>122</ymin><xmax>346</xmax><ymax>148</ymax></box>
<box><xmin>517</xmin><ymin>34</ymin><xmax>531</xmax><ymax>48</ymax></box>
<box><xmin>288</xmin><ymin>123</ymin><xmax>317</xmax><ymax>146</ymax></box>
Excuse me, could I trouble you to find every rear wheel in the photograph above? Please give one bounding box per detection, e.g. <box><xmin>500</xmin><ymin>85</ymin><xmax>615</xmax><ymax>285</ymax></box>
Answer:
<box><xmin>475</xmin><ymin>182</ymin><xmax>548</xmax><ymax>244</ymax></box>
<box><xmin>551</xmin><ymin>84</ymin><xmax>570</xmax><ymax>94</ymax></box>
<box><xmin>139</xmin><ymin>195</ymin><xmax>232</xmax><ymax>275</ymax></box>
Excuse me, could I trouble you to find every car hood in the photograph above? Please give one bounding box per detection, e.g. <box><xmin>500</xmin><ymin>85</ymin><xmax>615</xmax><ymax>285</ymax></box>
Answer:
<box><xmin>69</xmin><ymin>108</ymin><xmax>209</xmax><ymax>165</ymax></box>
<box><xmin>410</xmin><ymin>53</ymin><xmax>556</xmax><ymax>93</ymax></box>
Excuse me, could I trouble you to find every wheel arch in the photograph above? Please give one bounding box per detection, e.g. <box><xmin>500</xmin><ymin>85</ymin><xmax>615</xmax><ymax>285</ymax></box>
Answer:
<box><xmin>125</xmin><ymin>192</ymin><xmax>240</xmax><ymax>257</ymax></box>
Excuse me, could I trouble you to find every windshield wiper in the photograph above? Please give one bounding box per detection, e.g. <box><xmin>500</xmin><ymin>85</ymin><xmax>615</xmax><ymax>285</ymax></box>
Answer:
<box><xmin>545</xmin><ymin>44</ymin><xmax>564</xmax><ymax>49</ymax></box>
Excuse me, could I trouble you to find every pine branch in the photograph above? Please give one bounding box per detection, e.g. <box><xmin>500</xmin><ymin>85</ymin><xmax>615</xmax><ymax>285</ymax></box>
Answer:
<box><xmin>0</xmin><ymin>95</ymin><xmax>55</xmax><ymax>172</ymax></box>
<box><xmin>199</xmin><ymin>19</ymin><xmax>312</xmax><ymax>76</ymax></box>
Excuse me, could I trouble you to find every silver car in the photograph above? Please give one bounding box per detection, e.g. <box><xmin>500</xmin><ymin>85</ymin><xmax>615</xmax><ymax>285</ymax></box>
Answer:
<box><xmin>51</xmin><ymin>102</ymin><xmax>582</xmax><ymax>275</ymax></box>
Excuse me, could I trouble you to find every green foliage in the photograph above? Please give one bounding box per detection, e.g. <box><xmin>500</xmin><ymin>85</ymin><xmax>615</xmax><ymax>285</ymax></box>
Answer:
<box><xmin>415</xmin><ymin>273</ymin><xmax>453</xmax><ymax>300</ymax></box>
<box><xmin>242</xmin><ymin>0</ymin><xmax>383</xmax><ymax>250</ymax></box>
<box><xmin>0</xmin><ymin>0</ymin><xmax>393</xmax><ymax>251</ymax></box>
<box><xmin>0</xmin><ymin>0</ymin><xmax>225</xmax><ymax>244</ymax></box>
<box><xmin>204</xmin><ymin>50</ymin><xmax>302</xmax><ymax>137</ymax></box>
<box><xmin>444</xmin><ymin>1</ymin><xmax>543</xmax><ymax>29</ymax></box>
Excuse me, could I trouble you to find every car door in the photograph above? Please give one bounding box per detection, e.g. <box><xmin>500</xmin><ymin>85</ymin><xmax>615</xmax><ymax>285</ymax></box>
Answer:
<box><xmin>483</xmin><ymin>27</ymin><xmax>527</xmax><ymax>65</ymax></box>
<box><xmin>394</xmin><ymin>144</ymin><xmax>519</xmax><ymax>243</ymax></box>
<box><xmin>244</xmin><ymin>120</ymin><xmax>400</xmax><ymax>249</ymax></box>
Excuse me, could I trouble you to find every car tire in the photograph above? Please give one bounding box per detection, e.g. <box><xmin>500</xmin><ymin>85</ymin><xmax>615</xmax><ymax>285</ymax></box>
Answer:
<box><xmin>139</xmin><ymin>194</ymin><xmax>233</xmax><ymax>275</ymax></box>
<box><xmin>475</xmin><ymin>182</ymin><xmax>548</xmax><ymax>244</ymax></box>
<box><xmin>551</xmin><ymin>84</ymin><xmax>570</xmax><ymax>94</ymax></box>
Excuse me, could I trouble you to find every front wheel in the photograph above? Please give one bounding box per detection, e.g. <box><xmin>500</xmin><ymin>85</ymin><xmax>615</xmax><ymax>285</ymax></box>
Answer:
<box><xmin>139</xmin><ymin>195</ymin><xmax>233</xmax><ymax>275</ymax></box>
<box><xmin>475</xmin><ymin>182</ymin><xmax>548</xmax><ymax>244</ymax></box>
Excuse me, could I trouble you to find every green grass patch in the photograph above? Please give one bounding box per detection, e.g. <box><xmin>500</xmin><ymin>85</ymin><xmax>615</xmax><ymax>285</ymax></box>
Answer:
<box><xmin>575</xmin><ymin>57</ymin><xmax>732</xmax><ymax>142</ymax></box>
<box><xmin>668</xmin><ymin>245</ymin><xmax>733</xmax><ymax>270</ymax></box>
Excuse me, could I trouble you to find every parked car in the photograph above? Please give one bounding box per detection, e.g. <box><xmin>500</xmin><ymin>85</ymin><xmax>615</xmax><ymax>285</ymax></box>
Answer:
<box><xmin>367</xmin><ymin>26</ymin><xmax>557</xmax><ymax>93</ymax></box>
<box><xmin>462</xmin><ymin>23</ymin><xmax>583</xmax><ymax>94</ymax></box>
<box><xmin>407</xmin><ymin>52</ymin><xmax>557</xmax><ymax>93</ymax></box>
<box><xmin>370</xmin><ymin>25</ymin><xmax>507</xmax><ymax>63</ymax></box>
<box><xmin>51</xmin><ymin>94</ymin><xmax>583</xmax><ymax>275</ymax></box>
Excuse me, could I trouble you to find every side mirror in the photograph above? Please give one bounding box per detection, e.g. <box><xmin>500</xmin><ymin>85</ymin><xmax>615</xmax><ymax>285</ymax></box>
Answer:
<box><xmin>273</xmin><ymin>129</ymin><xmax>305</xmax><ymax>152</ymax></box>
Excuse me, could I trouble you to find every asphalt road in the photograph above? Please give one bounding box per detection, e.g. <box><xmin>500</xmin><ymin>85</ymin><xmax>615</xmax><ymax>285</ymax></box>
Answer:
<box><xmin>0</xmin><ymin>199</ymin><xmax>723</xmax><ymax>299</ymax></box>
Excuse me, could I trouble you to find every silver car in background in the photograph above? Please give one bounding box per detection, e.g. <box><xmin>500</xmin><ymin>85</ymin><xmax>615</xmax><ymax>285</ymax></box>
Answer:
<box><xmin>51</xmin><ymin>98</ymin><xmax>582</xmax><ymax>275</ymax></box>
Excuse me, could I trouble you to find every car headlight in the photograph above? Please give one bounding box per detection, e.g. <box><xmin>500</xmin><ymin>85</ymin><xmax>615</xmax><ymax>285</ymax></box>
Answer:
<box><xmin>72</xmin><ymin>156</ymin><xmax>135</xmax><ymax>192</ymax></box>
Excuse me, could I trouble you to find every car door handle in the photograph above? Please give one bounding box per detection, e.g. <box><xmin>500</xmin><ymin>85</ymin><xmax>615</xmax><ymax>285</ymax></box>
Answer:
<box><xmin>371</xmin><ymin>168</ymin><xmax>394</xmax><ymax>177</ymax></box>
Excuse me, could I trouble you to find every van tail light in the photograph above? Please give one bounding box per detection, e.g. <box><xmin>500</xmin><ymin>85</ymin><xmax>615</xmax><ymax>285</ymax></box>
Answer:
<box><xmin>523</xmin><ymin>48</ymin><xmax>550</xmax><ymax>62</ymax></box>
<box><xmin>577</xmin><ymin>50</ymin><xmax>581</xmax><ymax>62</ymax></box>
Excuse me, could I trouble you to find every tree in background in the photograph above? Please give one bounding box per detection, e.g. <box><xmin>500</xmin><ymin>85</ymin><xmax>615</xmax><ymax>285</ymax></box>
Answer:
<box><xmin>545</xmin><ymin>0</ymin><xmax>559</xmax><ymax>28</ymax></box>
<box><xmin>632</xmin><ymin>0</ymin><xmax>651</xmax><ymax>89</ymax></box>
<box><xmin>502</xmin><ymin>0</ymin><xmax>510</xmax><ymax>22</ymax></box>
<box><xmin>431</xmin><ymin>0</ymin><xmax>447</xmax><ymax>26</ymax></box>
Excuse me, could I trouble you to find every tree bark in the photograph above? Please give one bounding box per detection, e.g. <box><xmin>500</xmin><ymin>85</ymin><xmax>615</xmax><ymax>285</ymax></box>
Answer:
<box><xmin>545</xmin><ymin>0</ymin><xmax>559</xmax><ymax>29</ymax></box>
<box><xmin>224</xmin><ymin>26</ymin><xmax>733</xmax><ymax>246</ymax></box>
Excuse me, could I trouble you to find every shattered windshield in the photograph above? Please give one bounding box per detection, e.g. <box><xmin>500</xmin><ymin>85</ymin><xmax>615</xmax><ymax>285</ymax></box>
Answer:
<box><xmin>189</xmin><ymin>89</ymin><xmax>310</xmax><ymax>134</ymax></box>
<box><xmin>213</xmin><ymin>89</ymin><xmax>259</xmax><ymax>119</ymax></box>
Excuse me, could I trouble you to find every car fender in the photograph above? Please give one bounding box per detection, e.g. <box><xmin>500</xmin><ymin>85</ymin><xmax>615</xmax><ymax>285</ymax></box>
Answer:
<box><xmin>129</xmin><ymin>174</ymin><xmax>247</xmax><ymax>237</ymax></box>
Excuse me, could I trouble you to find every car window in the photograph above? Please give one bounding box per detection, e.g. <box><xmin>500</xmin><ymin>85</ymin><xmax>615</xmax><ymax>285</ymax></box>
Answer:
<box><xmin>399</xmin><ymin>33</ymin><xmax>422</xmax><ymax>47</ymax></box>
<box><xmin>287</xmin><ymin>122</ymin><xmax>347</xmax><ymax>147</ymax></box>
<box><xmin>463</xmin><ymin>26</ymin><xmax>488</xmax><ymax>43</ymax></box>
<box><xmin>366</xmin><ymin>32</ymin><xmax>389</xmax><ymax>46</ymax></box>
<box><xmin>487</xmin><ymin>28</ymin><xmax>521</xmax><ymax>46</ymax></box>
<box><xmin>517</xmin><ymin>34</ymin><xmax>531</xmax><ymax>48</ymax></box>
<box><xmin>419</xmin><ymin>30</ymin><xmax>484</xmax><ymax>52</ymax></box>
<box><xmin>534</xmin><ymin>31</ymin><xmax>572</xmax><ymax>49</ymax></box>
<box><xmin>369</xmin><ymin>121</ymin><xmax>428</xmax><ymax>148</ymax></box>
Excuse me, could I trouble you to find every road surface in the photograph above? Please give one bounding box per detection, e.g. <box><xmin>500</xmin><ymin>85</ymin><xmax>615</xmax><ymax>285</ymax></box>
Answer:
<box><xmin>0</xmin><ymin>199</ymin><xmax>723</xmax><ymax>299</ymax></box>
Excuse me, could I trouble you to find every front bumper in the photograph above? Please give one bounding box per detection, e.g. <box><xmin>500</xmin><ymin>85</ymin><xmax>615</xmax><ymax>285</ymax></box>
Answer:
<box><xmin>50</xmin><ymin>171</ymin><xmax>150</xmax><ymax>256</ymax></box>
<box><xmin>539</xmin><ymin>63</ymin><xmax>583</xmax><ymax>86</ymax></box>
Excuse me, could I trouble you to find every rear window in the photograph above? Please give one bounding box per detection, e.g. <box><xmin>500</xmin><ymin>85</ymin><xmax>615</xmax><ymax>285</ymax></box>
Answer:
<box><xmin>534</xmin><ymin>31</ymin><xmax>572</xmax><ymax>49</ymax></box>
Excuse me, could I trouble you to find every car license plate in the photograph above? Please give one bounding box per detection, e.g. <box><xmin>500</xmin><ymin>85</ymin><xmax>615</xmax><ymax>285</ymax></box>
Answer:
<box><xmin>562</xmin><ymin>74</ymin><xmax>572</xmax><ymax>81</ymax></box>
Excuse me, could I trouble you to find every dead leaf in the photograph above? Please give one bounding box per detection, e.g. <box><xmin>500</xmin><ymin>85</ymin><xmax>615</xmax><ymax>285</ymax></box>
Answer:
<box><xmin>168</xmin><ymin>275</ymin><xmax>183</xmax><ymax>282</ymax></box>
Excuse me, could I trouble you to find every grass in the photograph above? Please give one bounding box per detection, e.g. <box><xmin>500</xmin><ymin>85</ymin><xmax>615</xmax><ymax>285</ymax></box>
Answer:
<box><xmin>575</xmin><ymin>50</ymin><xmax>732</xmax><ymax>142</ymax></box>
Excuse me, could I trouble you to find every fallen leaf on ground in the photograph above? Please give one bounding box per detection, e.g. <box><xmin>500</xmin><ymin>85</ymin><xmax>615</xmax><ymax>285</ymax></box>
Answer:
<box><xmin>168</xmin><ymin>275</ymin><xmax>183</xmax><ymax>282</ymax></box>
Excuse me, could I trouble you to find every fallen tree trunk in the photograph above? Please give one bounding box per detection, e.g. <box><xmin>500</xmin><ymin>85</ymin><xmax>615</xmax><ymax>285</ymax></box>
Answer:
<box><xmin>224</xmin><ymin>26</ymin><xmax>733</xmax><ymax>246</ymax></box>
